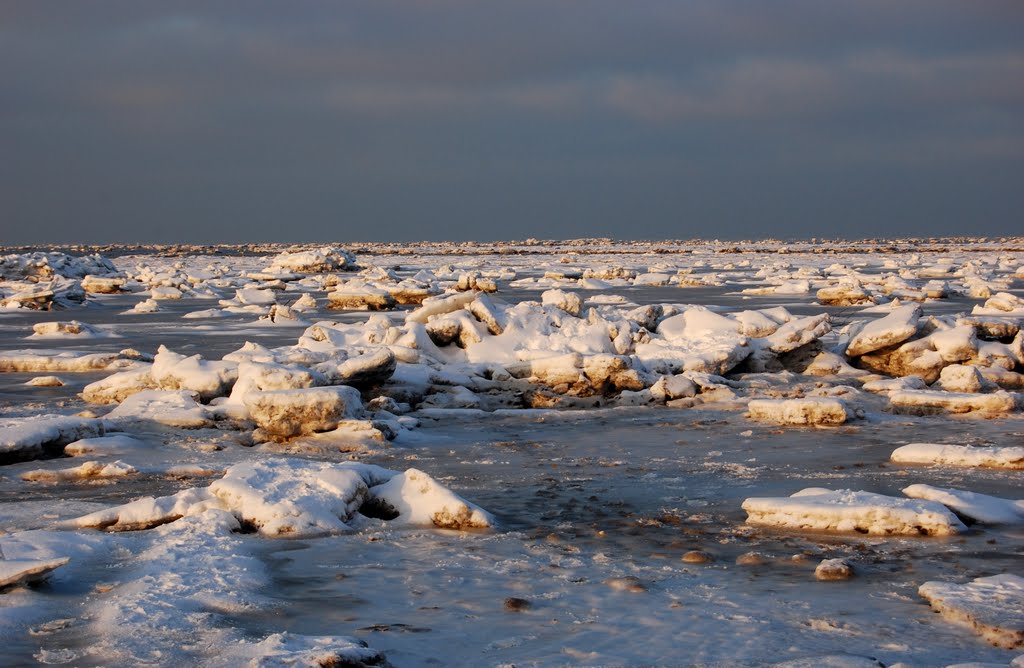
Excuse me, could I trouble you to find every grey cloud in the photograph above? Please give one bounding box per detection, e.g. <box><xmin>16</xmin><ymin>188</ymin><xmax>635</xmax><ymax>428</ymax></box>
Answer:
<box><xmin>1</xmin><ymin>1</ymin><xmax>1022</xmax><ymax>243</ymax></box>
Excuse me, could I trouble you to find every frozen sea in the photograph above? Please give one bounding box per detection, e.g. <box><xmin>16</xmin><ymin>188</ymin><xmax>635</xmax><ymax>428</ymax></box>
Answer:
<box><xmin>0</xmin><ymin>241</ymin><xmax>1022</xmax><ymax>667</ymax></box>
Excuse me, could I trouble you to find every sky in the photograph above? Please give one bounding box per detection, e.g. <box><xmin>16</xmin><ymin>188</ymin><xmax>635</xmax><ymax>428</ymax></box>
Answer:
<box><xmin>2</xmin><ymin>1</ymin><xmax>1022</xmax><ymax>244</ymax></box>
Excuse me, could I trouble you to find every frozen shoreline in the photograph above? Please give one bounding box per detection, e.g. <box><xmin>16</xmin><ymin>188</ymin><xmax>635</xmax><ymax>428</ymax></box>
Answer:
<box><xmin>1</xmin><ymin>239</ymin><xmax>1022</xmax><ymax>666</ymax></box>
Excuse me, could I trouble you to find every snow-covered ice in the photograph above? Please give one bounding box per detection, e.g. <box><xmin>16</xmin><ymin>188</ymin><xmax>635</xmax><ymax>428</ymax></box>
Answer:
<box><xmin>891</xmin><ymin>443</ymin><xmax>1024</xmax><ymax>469</ymax></box>
<box><xmin>68</xmin><ymin>459</ymin><xmax>492</xmax><ymax>536</ymax></box>
<box><xmin>919</xmin><ymin>575</ymin><xmax>1024</xmax><ymax>649</ymax></box>
<box><xmin>902</xmin><ymin>484</ymin><xmax>1024</xmax><ymax>525</ymax></box>
<box><xmin>1</xmin><ymin>238</ymin><xmax>1023</xmax><ymax>666</ymax></box>
<box><xmin>748</xmin><ymin>398</ymin><xmax>852</xmax><ymax>426</ymax></box>
<box><xmin>742</xmin><ymin>488</ymin><xmax>967</xmax><ymax>536</ymax></box>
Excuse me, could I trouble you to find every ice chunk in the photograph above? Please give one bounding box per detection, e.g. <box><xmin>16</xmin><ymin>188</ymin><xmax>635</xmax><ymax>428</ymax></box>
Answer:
<box><xmin>468</xmin><ymin>293</ymin><xmax>507</xmax><ymax>335</ymax></box>
<box><xmin>747</xmin><ymin>398</ymin><xmax>851</xmax><ymax>426</ymax></box>
<box><xmin>761</xmin><ymin>314</ymin><xmax>831</xmax><ymax>354</ymax></box>
<box><xmin>639</xmin><ymin>307</ymin><xmax>751</xmax><ymax>375</ymax></box>
<box><xmin>81</xmin><ymin>367</ymin><xmax>156</xmax><ymax>404</ymax></box>
<box><xmin>264</xmin><ymin>246</ymin><xmax>356</xmax><ymax>274</ymax></box>
<box><xmin>151</xmin><ymin>346</ymin><xmax>237</xmax><ymax>401</ymax></box>
<box><xmin>21</xmin><ymin>460</ymin><xmax>136</xmax><ymax>482</ymax></box>
<box><xmin>771</xmin><ymin>656</ymin><xmax>882</xmax><ymax>668</ymax></box>
<box><xmin>919</xmin><ymin>574</ymin><xmax>1024</xmax><ymax>649</ymax></box>
<box><xmin>211</xmin><ymin>632</ymin><xmax>387</xmax><ymax>668</ymax></box>
<box><xmin>0</xmin><ymin>416</ymin><xmax>108</xmax><ymax>461</ymax></box>
<box><xmin>932</xmin><ymin>364</ymin><xmax>999</xmax><ymax>394</ymax></box>
<box><xmin>257</xmin><ymin>304</ymin><xmax>307</xmax><ymax>325</ymax></box>
<box><xmin>319</xmin><ymin>348</ymin><xmax>397</xmax><ymax>388</ymax></box>
<box><xmin>290</xmin><ymin>293</ymin><xmax>318</xmax><ymax>311</ymax></box>
<box><xmin>64</xmin><ymin>435</ymin><xmax>150</xmax><ymax>457</ymax></box>
<box><xmin>845</xmin><ymin>303</ymin><xmax>921</xmax><ymax>357</ymax></box>
<box><xmin>541</xmin><ymin>289</ymin><xmax>583</xmax><ymax>317</ymax></box>
<box><xmin>0</xmin><ymin>558</ymin><xmax>70</xmax><ymax>589</ymax></box>
<box><xmin>889</xmin><ymin>389</ymin><xmax>1018</xmax><ymax>415</ymax></box>
<box><xmin>106</xmin><ymin>390</ymin><xmax>214</xmax><ymax>428</ymax></box>
<box><xmin>227</xmin><ymin>361</ymin><xmax>322</xmax><ymax>405</ymax></box>
<box><xmin>243</xmin><ymin>386</ymin><xmax>363</xmax><ymax>440</ymax></box>
<box><xmin>25</xmin><ymin>375</ymin><xmax>64</xmax><ymax>387</ymax></box>
<box><xmin>81</xmin><ymin>274</ymin><xmax>126</xmax><ymax>294</ymax></box>
<box><xmin>742</xmin><ymin>488</ymin><xmax>966</xmax><ymax>536</ymax></box>
<box><xmin>861</xmin><ymin>376</ymin><xmax>929</xmax><ymax>394</ymax></box>
<box><xmin>902</xmin><ymin>484</ymin><xmax>1024</xmax><ymax>525</ymax></box>
<box><xmin>69</xmin><ymin>459</ymin><xmax>490</xmax><ymax>536</ymax></box>
<box><xmin>207</xmin><ymin>461</ymin><xmax>373</xmax><ymax>536</ymax></box>
<box><xmin>0</xmin><ymin>349</ymin><xmax>142</xmax><ymax>373</ymax></box>
<box><xmin>367</xmin><ymin>468</ymin><xmax>494</xmax><ymax>529</ymax></box>
<box><xmin>981</xmin><ymin>292</ymin><xmax>1024</xmax><ymax>313</ymax></box>
<box><xmin>326</xmin><ymin>285</ymin><xmax>396</xmax><ymax>311</ymax></box>
<box><xmin>149</xmin><ymin>285</ymin><xmax>183</xmax><ymax>300</ymax></box>
<box><xmin>231</xmin><ymin>287</ymin><xmax>277</xmax><ymax>306</ymax></box>
<box><xmin>816</xmin><ymin>284</ymin><xmax>875</xmax><ymax>306</ymax></box>
<box><xmin>405</xmin><ymin>290</ymin><xmax>478</xmax><ymax>324</ymax></box>
<box><xmin>30</xmin><ymin>321</ymin><xmax>113</xmax><ymax>339</ymax></box>
<box><xmin>658</xmin><ymin>308</ymin><xmax>740</xmax><ymax>341</ymax></box>
<box><xmin>69</xmin><ymin>487</ymin><xmax>219</xmax><ymax>531</ymax></box>
<box><xmin>891</xmin><ymin>443</ymin><xmax>1024</xmax><ymax>469</ymax></box>
<box><xmin>0</xmin><ymin>251</ymin><xmax>117</xmax><ymax>281</ymax></box>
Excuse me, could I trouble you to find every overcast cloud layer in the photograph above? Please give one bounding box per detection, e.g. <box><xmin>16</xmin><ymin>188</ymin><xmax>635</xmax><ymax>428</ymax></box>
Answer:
<box><xmin>2</xmin><ymin>1</ymin><xmax>1022</xmax><ymax>244</ymax></box>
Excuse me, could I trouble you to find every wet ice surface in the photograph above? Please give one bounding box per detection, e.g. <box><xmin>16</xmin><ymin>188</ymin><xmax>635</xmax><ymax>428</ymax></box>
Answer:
<box><xmin>1</xmin><ymin>242</ymin><xmax>1023</xmax><ymax>667</ymax></box>
<box><xmin>9</xmin><ymin>412</ymin><xmax>1020</xmax><ymax>667</ymax></box>
<box><xmin>232</xmin><ymin>414</ymin><xmax>1022</xmax><ymax>668</ymax></box>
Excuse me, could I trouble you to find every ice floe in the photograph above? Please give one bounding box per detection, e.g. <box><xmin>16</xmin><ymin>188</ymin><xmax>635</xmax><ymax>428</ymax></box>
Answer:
<box><xmin>889</xmin><ymin>389</ymin><xmax>1019</xmax><ymax>416</ymax></box>
<box><xmin>747</xmin><ymin>398</ymin><xmax>853</xmax><ymax>426</ymax></box>
<box><xmin>0</xmin><ymin>416</ymin><xmax>110</xmax><ymax>463</ymax></box>
<box><xmin>742</xmin><ymin>488</ymin><xmax>967</xmax><ymax>535</ymax></box>
<box><xmin>243</xmin><ymin>386</ymin><xmax>364</xmax><ymax>441</ymax></box>
<box><xmin>106</xmin><ymin>389</ymin><xmax>214</xmax><ymax>428</ymax></box>
<box><xmin>0</xmin><ymin>349</ymin><xmax>146</xmax><ymax>373</ymax></box>
<box><xmin>211</xmin><ymin>632</ymin><xmax>389</xmax><ymax>668</ymax></box>
<box><xmin>890</xmin><ymin>443</ymin><xmax>1024</xmax><ymax>469</ymax></box>
<box><xmin>29</xmin><ymin>321</ymin><xmax>116</xmax><ymax>339</ymax></box>
<box><xmin>919</xmin><ymin>574</ymin><xmax>1024</xmax><ymax>649</ymax></box>
<box><xmin>902</xmin><ymin>484</ymin><xmax>1024</xmax><ymax>525</ymax></box>
<box><xmin>0</xmin><ymin>558</ymin><xmax>70</xmax><ymax>589</ymax></box>
<box><xmin>845</xmin><ymin>303</ymin><xmax>922</xmax><ymax>357</ymax></box>
<box><xmin>69</xmin><ymin>458</ymin><xmax>493</xmax><ymax>535</ymax></box>
<box><xmin>63</xmin><ymin>434</ymin><xmax>151</xmax><ymax>457</ymax></box>
<box><xmin>1</xmin><ymin>239</ymin><xmax>1023</xmax><ymax>665</ymax></box>
<box><xmin>20</xmin><ymin>460</ymin><xmax>136</xmax><ymax>483</ymax></box>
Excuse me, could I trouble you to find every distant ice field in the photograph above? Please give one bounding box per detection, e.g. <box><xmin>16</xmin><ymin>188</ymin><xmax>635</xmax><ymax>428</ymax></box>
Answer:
<box><xmin>1</xmin><ymin>239</ymin><xmax>1022</xmax><ymax>667</ymax></box>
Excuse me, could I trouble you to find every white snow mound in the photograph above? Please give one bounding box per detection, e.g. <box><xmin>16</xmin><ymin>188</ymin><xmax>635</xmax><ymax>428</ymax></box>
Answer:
<box><xmin>367</xmin><ymin>467</ymin><xmax>495</xmax><ymax>529</ymax></box>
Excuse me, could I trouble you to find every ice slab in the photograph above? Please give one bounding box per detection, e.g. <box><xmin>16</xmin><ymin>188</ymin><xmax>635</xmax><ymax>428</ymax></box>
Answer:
<box><xmin>0</xmin><ymin>558</ymin><xmax>70</xmax><ymax>589</ymax></box>
<box><xmin>891</xmin><ymin>443</ymin><xmax>1024</xmax><ymax>469</ymax></box>
<box><xmin>919</xmin><ymin>574</ymin><xmax>1024</xmax><ymax>649</ymax></box>
<box><xmin>69</xmin><ymin>459</ymin><xmax>492</xmax><ymax>537</ymax></box>
<box><xmin>743</xmin><ymin>488</ymin><xmax>967</xmax><ymax>536</ymax></box>
<box><xmin>903</xmin><ymin>484</ymin><xmax>1024</xmax><ymax>525</ymax></box>
<box><xmin>747</xmin><ymin>398</ymin><xmax>851</xmax><ymax>426</ymax></box>
<box><xmin>0</xmin><ymin>416</ymin><xmax>109</xmax><ymax>461</ymax></box>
